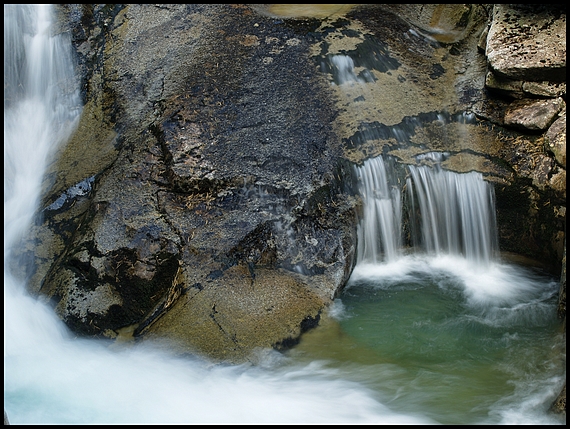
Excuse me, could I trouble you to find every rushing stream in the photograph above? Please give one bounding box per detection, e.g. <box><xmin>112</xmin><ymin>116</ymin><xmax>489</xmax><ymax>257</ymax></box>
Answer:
<box><xmin>4</xmin><ymin>4</ymin><xmax>566</xmax><ymax>424</ymax></box>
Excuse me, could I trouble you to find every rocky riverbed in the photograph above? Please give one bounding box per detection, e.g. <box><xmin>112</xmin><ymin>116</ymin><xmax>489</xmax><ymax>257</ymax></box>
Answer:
<box><xmin>9</xmin><ymin>6</ymin><xmax>565</xmax><ymax>400</ymax></box>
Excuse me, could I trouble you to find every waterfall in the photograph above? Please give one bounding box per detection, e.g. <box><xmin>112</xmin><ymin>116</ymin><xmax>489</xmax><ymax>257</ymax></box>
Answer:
<box><xmin>4</xmin><ymin>4</ymin><xmax>81</xmax><ymax>262</ymax></box>
<box><xmin>354</xmin><ymin>154</ymin><xmax>498</xmax><ymax>266</ymax></box>
<box><xmin>354</xmin><ymin>156</ymin><xmax>402</xmax><ymax>263</ymax></box>
<box><xmin>4</xmin><ymin>0</ymin><xmax>82</xmax><ymax>369</ymax></box>
<box><xmin>407</xmin><ymin>163</ymin><xmax>499</xmax><ymax>265</ymax></box>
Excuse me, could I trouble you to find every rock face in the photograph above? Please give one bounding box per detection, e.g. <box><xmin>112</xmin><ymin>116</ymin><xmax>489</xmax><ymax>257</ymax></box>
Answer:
<box><xmin>481</xmin><ymin>4</ymin><xmax>566</xmax><ymax>415</ymax></box>
<box><xmin>477</xmin><ymin>5</ymin><xmax>566</xmax><ymax>275</ymax></box>
<box><xmin>11</xmin><ymin>4</ymin><xmax>565</xmax><ymax>371</ymax></box>
<box><xmin>19</xmin><ymin>4</ymin><xmax>359</xmax><ymax>364</ymax></box>
<box><xmin>485</xmin><ymin>4</ymin><xmax>566</xmax><ymax>82</ymax></box>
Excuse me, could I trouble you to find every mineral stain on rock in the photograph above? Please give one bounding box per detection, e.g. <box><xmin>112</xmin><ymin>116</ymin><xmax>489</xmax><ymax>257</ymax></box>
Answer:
<box><xmin>17</xmin><ymin>4</ymin><xmax>565</xmax><ymax>369</ymax></box>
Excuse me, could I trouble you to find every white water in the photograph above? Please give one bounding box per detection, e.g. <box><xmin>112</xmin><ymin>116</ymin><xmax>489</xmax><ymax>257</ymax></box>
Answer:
<box><xmin>4</xmin><ymin>4</ymin><xmax>81</xmax><ymax>255</ymax></box>
<box><xmin>4</xmin><ymin>5</ymin><xmax>565</xmax><ymax>425</ymax></box>
<box><xmin>407</xmin><ymin>164</ymin><xmax>499</xmax><ymax>266</ymax></box>
<box><xmin>355</xmin><ymin>156</ymin><xmax>402</xmax><ymax>263</ymax></box>
<box><xmin>355</xmin><ymin>154</ymin><xmax>499</xmax><ymax>267</ymax></box>
<box><xmin>349</xmin><ymin>157</ymin><xmax>564</xmax><ymax>424</ymax></box>
<box><xmin>340</xmin><ymin>253</ymin><xmax>565</xmax><ymax>425</ymax></box>
<box><xmin>330</xmin><ymin>54</ymin><xmax>365</xmax><ymax>84</ymax></box>
<box><xmin>349</xmin><ymin>155</ymin><xmax>564</xmax><ymax>425</ymax></box>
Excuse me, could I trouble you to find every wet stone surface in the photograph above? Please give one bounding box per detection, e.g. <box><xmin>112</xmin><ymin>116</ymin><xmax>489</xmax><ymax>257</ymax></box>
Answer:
<box><xmin>16</xmin><ymin>4</ymin><xmax>565</xmax><ymax>364</ymax></box>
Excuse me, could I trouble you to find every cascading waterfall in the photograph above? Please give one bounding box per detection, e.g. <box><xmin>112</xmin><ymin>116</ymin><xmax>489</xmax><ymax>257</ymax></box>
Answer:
<box><xmin>338</xmin><ymin>40</ymin><xmax>500</xmax><ymax>268</ymax></box>
<box><xmin>354</xmin><ymin>153</ymin><xmax>498</xmax><ymax>266</ymax></box>
<box><xmin>407</xmin><ymin>163</ymin><xmax>499</xmax><ymax>265</ymax></box>
<box><xmin>4</xmin><ymin>4</ymin><xmax>82</xmax><ymax>258</ymax></box>
<box><xmin>4</xmin><ymin>0</ymin><xmax>82</xmax><ymax>353</ymax></box>
<box><xmin>354</xmin><ymin>156</ymin><xmax>402</xmax><ymax>263</ymax></box>
<box><xmin>5</xmin><ymin>6</ymin><xmax>565</xmax><ymax>425</ymax></box>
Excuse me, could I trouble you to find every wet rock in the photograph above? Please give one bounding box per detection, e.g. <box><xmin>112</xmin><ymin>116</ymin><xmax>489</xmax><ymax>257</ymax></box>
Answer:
<box><xmin>504</xmin><ymin>97</ymin><xmax>565</xmax><ymax>131</ymax></box>
<box><xmin>138</xmin><ymin>264</ymin><xmax>327</xmax><ymax>363</ymax></box>
<box><xmin>480</xmin><ymin>2</ymin><xmax>565</xmax><ymax>288</ymax></box>
<box><xmin>31</xmin><ymin>4</ymin><xmax>359</xmax><ymax>362</ymax></box>
<box><xmin>485</xmin><ymin>4</ymin><xmax>566</xmax><ymax>82</ymax></box>
<box><xmin>24</xmin><ymin>3</ymin><xmax>565</xmax><ymax>365</ymax></box>
<box><xmin>378</xmin><ymin>4</ymin><xmax>481</xmax><ymax>44</ymax></box>
<box><xmin>552</xmin><ymin>383</ymin><xmax>566</xmax><ymax>414</ymax></box>
<box><xmin>545</xmin><ymin>114</ymin><xmax>567</xmax><ymax>168</ymax></box>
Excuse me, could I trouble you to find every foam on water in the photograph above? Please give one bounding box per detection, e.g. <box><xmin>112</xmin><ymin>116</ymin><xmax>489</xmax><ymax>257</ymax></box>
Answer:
<box><xmin>337</xmin><ymin>253</ymin><xmax>564</xmax><ymax>425</ymax></box>
<box><xmin>351</xmin><ymin>253</ymin><xmax>557</xmax><ymax>310</ymax></box>
<box><xmin>429</xmin><ymin>254</ymin><xmax>557</xmax><ymax>307</ymax></box>
<box><xmin>5</xmin><ymin>274</ymin><xmax>432</xmax><ymax>424</ymax></box>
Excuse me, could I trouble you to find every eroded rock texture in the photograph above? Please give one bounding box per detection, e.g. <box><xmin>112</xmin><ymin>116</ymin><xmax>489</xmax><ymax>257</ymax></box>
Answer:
<box><xmin>11</xmin><ymin>5</ymin><xmax>565</xmax><ymax>370</ymax></box>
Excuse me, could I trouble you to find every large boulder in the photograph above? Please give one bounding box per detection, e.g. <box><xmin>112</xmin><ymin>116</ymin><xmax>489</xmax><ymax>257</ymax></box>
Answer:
<box><xmin>21</xmin><ymin>4</ymin><xmax>360</xmax><ymax>363</ymax></box>
<box><xmin>11</xmin><ymin>4</ymin><xmax>565</xmax><ymax>366</ymax></box>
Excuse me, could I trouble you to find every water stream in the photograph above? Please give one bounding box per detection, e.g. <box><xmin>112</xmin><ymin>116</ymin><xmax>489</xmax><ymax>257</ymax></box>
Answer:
<box><xmin>4</xmin><ymin>5</ymin><xmax>565</xmax><ymax>424</ymax></box>
<box><xmin>291</xmin><ymin>155</ymin><xmax>565</xmax><ymax>424</ymax></box>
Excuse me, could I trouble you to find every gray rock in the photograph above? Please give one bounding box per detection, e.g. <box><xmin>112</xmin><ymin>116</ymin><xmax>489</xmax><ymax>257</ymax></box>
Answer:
<box><xmin>545</xmin><ymin>114</ymin><xmax>567</xmax><ymax>168</ymax></box>
<box><xmin>32</xmin><ymin>4</ymin><xmax>359</xmax><ymax>363</ymax></box>
<box><xmin>504</xmin><ymin>97</ymin><xmax>565</xmax><ymax>131</ymax></box>
<box><xmin>485</xmin><ymin>4</ymin><xmax>566</xmax><ymax>82</ymax></box>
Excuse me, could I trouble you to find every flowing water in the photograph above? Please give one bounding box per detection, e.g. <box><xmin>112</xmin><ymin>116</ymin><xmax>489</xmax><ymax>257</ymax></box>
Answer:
<box><xmin>289</xmin><ymin>157</ymin><xmax>565</xmax><ymax>424</ymax></box>
<box><xmin>4</xmin><ymin>5</ymin><xmax>566</xmax><ymax>425</ymax></box>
